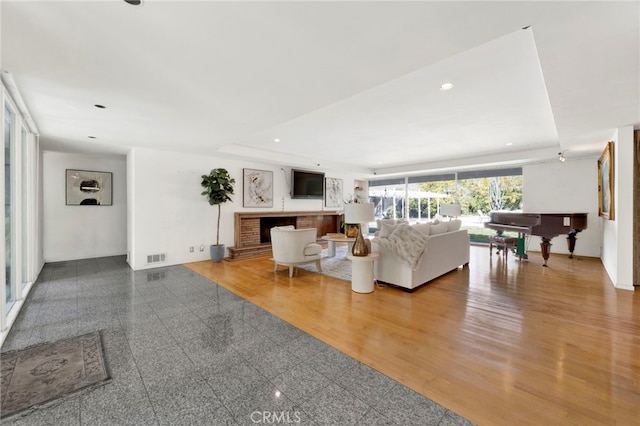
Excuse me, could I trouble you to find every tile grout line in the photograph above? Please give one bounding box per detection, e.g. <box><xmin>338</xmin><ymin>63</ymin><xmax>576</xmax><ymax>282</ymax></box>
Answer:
<box><xmin>116</xmin><ymin>314</ymin><xmax>162</xmax><ymax>426</ymax></box>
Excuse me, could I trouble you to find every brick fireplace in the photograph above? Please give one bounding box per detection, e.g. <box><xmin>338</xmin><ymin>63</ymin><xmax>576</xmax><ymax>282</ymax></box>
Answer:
<box><xmin>228</xmin><ymin>210</ymin><xmax>342</xmax><ymax>259</ymax></box>
<box><xmin>259</xmin><ymin>216</ymin><xmax>297</xmax><ymax>243</ymax></box>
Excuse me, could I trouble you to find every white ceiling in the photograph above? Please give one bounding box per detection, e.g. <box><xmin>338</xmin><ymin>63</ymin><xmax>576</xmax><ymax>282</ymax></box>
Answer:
<box><xmin>2</xmin><ymin>1</ymin><xmax>638</xmax><ymax>177</ymax></box>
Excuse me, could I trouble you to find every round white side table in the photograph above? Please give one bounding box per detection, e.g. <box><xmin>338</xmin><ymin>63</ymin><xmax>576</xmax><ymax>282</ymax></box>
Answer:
<box><xmin>346</xmin><ymin>253</ymin><xmax>379</xmax><ymax>293</ymax></box>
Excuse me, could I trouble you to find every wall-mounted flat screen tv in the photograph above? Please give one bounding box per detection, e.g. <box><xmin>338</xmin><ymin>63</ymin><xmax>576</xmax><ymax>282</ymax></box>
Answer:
<box><xmin>291</xmin><ymin>169</ymin><xmax>324</xmax><ymax>199</ymax></box>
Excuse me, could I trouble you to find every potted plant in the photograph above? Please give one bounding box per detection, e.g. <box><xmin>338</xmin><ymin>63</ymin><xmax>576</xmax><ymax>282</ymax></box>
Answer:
<box><xmin>201</xmin><ymin>168</ymin><xmax>236</xmax><ymax>262</ymax></box>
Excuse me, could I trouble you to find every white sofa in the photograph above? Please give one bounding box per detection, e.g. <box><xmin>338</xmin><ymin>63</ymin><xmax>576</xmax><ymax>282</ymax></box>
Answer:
<box><xmin>372</xmin><ymin>221</ymin><xmax>470</xmax><ymax>291</ymax></box>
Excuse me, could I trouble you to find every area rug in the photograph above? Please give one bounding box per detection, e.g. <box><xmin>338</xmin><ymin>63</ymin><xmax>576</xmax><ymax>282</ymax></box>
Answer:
<box><xmin>298</xmin><ymin>246</ymin><xmax>352</xmax><ymax>281</ymax></box>
<box><xmin>1</xmin><ymin>332</ymin><xmax>110</xmax><ymax>419</ymax></box>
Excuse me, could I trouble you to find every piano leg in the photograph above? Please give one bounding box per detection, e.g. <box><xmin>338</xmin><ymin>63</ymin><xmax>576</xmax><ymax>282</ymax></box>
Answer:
<box><xmin>540</xmin><ymin>237</ymin><xmax>552</xmax><ymax>267</ymax></box>
<box><xmin>566</xmin><ymin>230</ymin><xmax>579</xmax><ymax>259</ymax></box>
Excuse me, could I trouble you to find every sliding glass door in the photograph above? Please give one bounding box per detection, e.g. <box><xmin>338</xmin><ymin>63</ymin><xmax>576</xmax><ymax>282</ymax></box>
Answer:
<box><xmin>21</xmin><ymin>126</ymin><xmax>29</xmax><ymax>290</ymax></box>
<box><xmin>1</xmin><ymin>79</ymin><xmax>40</xmax><ymax>339</ymax></box>
<box><xmin>4</xmin><ymin>102</ymin><xmax>14</xmax><ymax>311</ymax></box>
<box><xmin>368</xmin><ymin>168</ymin><xmax>523</xmax><ymax>242</ymax></box>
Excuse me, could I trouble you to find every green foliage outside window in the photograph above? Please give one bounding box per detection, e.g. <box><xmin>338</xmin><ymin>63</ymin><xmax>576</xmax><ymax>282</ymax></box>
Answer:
<box><xmin>423</xmin><ymin>176</ymin><xmax>522</xmax><ymax>243</ymax></box>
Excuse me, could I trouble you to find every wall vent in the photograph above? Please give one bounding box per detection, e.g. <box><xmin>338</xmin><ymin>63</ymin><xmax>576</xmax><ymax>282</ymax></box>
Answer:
<box><xmin>146</xmin><ymin>253</ymin><xmax>167</xmax><ymax>264</ymax></box>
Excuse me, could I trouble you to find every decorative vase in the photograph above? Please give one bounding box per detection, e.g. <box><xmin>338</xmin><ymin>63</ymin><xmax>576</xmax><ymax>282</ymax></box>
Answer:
<box><xmin>210</xmin><ymin>244</ymin><xmax>225</xmax><ymax>262</ymax></box>
<box><xmin>351</xmin><ymin>228</ymin><xmax>369</xmax><ymax>257</ymax></box>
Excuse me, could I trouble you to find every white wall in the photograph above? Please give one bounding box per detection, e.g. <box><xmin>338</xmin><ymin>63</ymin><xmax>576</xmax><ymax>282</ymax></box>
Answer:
<box><xmin>42</xmin><ymin>151</ymin><xmax>127</xmax><ymax>262</ymax></box>
<box><xmin>127</xmin><ymin>147</ymin><xmax>365</xmax><ymax>270</ymax></box>
<box><xmin>126</xmin><ymin>149</ymin><xmax>136</xmax><ymax>267</ymax></box>
<box><xmin>601</xmin><ymin>126</ymin><xmax>634</xmax><ymax>290</ymax></box>
<box><xmin>523</xmin><ymin>126</ymin><xmax>635</xmax><ymax>290</ymax></box>
<box><xmin>523</xmin><ymin>158</ymin><xmax>601</xmax><ymax>257</ymax></box>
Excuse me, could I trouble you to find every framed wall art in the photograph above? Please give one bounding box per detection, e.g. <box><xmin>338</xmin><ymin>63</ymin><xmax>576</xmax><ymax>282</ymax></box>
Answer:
<box><xmin>66</xmin><ymin>169</ymin><xmax>113</xmax><ymax>206</ymax></box>
<box><xmin>597</xmin><ymin>141</ymin><xmax>615</xmax><ymax>220</ymax></box>
<box><xmin>243</xmin><ymin>168</ymin><xmax>273</xmax><ymax>208</ymax></box>
<box><xmin>324</xmin><ymin>177</ymin><xmax>343</xmax><ymax>208</ymax></box>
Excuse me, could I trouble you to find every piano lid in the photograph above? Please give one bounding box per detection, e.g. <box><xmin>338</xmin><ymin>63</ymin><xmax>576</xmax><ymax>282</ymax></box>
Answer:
<box><xmin>486</xmin><ymin>211</ymin><xmax>588</xmax><ymax>237</ymax></box>
<box><xmin>487</xmin><ymin>211</ymin><xmax>541</xmax><ymax>227</ymax></box>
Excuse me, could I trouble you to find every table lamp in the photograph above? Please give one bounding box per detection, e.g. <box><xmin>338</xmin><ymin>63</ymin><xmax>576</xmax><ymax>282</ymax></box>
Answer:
<box><xmin>344</xmin><ymin>202</ymin><xmax>375</xmax><ymax>256</ymax></box>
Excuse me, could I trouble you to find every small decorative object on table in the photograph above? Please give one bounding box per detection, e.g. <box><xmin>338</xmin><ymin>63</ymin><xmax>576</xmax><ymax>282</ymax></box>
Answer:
<box><xmin>327</xmin><ymin>233</ymin><xmax>346</xmax><ymax>239</ymax></box>
<box><xmin>344</xmin><ymin>224</ymin><xmax>359</xmax><ymax>238</ymax></box>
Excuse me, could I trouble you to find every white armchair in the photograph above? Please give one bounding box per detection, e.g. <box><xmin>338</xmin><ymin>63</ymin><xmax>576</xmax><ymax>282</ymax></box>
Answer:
<box><xmin>270</xmin><ymin>226</ymin><xmax>322</xmax><ymax>277</ymax></box>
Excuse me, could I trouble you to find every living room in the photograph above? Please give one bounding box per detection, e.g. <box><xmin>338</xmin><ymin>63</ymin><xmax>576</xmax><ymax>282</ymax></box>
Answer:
<box><xmin>2</xmin><ymin>1</ymin><xmax>639</xmax><ymax>425</ymax></box>
<box><xmin>40</xmin><ymin>134</ymin><xmax>635</xmax><ymax>287</ymax></box>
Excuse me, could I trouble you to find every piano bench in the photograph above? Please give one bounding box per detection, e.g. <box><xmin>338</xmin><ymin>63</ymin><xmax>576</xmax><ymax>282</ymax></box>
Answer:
<box><xmin>489</xmin><ymin>236</ymin><xmax>517</xmax><ymax>259</ymax></box>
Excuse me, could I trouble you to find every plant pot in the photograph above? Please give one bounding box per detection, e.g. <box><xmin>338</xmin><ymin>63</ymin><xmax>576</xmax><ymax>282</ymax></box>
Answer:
<box><xmin>210</xmin><ymin>244</ymin><xmax>225</xmax><ymax>262</ymax></box>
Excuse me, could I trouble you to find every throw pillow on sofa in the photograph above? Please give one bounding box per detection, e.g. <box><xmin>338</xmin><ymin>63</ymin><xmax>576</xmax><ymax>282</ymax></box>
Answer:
<box><xmin>447</xmin><ymin>219</ymin><xmax>462</xmax><ymax>232</ymax></box>
<box><xmin>376</xmin><ymin>219</ymin><xmax>408</xmax><ymax>229</ymax></box>
<box><xmin>413</xmin><ymin>223</ymin><xmax>431</xmax><ymax>235</ymax></box>
<box><xmin>378</xmin><ymin>223</ymin><xmax>399</xmax><ymax>238</ymax></box>
<box><xmin>429</xmin><ymin>222</ymin><xmax>449</xmax><ymax>235</ymax></box>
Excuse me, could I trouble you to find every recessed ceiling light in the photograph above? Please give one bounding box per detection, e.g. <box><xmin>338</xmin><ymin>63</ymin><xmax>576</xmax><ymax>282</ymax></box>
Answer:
<box><xmin>273</xmin><ymin>138</ymin><xmax>280</xmax><ymax>143</ymax></box>
<box><xmin>88</xmin><ymin>136</ymin><xmax>97</xmax><ymax>139</ymax></box>
<box><xmin>94</xmin><ymin>104</ymin><xmax>106</xmax><ymax>109</ymax></box>
<box><xmin>506</xmin><ymin>142</ymin><xmax>513</xmax><ymax>146</ymax></box>
<box><xmin>124</xmin><ymin>0</ymin><xmax>143</xmax><ymax>5</ymax></box>
<box><xmin>440</xmin><ymin>82</ymin><xmax>454</xmax><ymax>91</ymax></box>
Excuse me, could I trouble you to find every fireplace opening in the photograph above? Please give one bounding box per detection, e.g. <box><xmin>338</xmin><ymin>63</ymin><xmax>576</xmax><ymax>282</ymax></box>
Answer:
<box><xmin>260</xmin><ymin>216</ymin><xmax>297</xmax><ymax>243</ymax></box>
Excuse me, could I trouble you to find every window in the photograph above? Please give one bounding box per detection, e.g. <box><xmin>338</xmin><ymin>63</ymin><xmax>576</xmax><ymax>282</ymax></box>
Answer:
<box><xmin>457</xmin><ymin>168</ymin><xmax>522</xmax><ymax>243</ymax></box>
<box><xmin>368</xmin><ymin>168</ymin><xmax>523</xmax><ymax>242</ymax></box>
<box><xmin>408</xmin><ymin>173</ymin><xmax>456</xmax><ymax>222</ymax></box>
<box><xmin>368</xmin><ymin>178</ymin><xmax>406</xmax><ymax>221</ymax></box>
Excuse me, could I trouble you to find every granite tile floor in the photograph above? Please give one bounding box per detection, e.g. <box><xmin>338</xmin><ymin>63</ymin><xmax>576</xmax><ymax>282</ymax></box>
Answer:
<box><xmin>1</xmin><ymin>256</ymin><xmax>474</xmax><ymax>426</ymax></box>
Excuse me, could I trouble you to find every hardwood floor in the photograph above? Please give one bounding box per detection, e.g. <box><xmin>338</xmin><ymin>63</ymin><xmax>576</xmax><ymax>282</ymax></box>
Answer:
<box><xmin>186</xmin><ymin>244</ymin><xmax>640</xmax><ymax>426</ymax></box>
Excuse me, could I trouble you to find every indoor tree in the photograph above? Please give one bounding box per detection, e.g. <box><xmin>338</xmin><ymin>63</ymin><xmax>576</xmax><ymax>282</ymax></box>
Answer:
<box><xmin>201</xmin><ymin>168</ymin><xmax>235</xmax><ymax>261</ymax></box>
